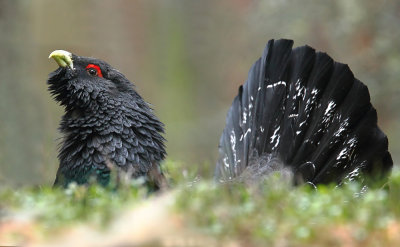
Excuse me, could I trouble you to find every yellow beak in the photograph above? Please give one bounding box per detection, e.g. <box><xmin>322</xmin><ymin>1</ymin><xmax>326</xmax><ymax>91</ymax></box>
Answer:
<box><xmin>49</xmin><ymin>50</ymin><xmax>74</xmax><ymax>69</ymax></box>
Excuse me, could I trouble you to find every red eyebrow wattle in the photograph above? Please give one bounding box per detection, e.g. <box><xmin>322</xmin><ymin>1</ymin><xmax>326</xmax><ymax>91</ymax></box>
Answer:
<box><xmin>86</xmin><ymin>64</ymin><xmax>103</xmax><ymax>77</ymax></box>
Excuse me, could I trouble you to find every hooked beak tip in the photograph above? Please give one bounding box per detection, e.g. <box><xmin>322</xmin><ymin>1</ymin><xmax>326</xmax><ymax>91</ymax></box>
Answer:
<box><xmin>49</xmin><ymin>50</ymin><xmax>74</xmax><ymax>69</ymax></box>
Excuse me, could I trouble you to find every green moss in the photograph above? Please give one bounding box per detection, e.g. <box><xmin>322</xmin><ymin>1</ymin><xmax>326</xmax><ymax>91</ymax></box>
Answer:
<box><xmin>174</xmin><ymin>167</ymin><xmax>400</xmax><ymax>245</ymax></box>
<box><xmin>0</xmin><ymin>180</ymin><xmax>147</xmax><ymax>231</ymax></box>
<box><xmin>0</xmin><ymin>162</ymin><xmax>399</xmax><ymax>246</ymax></box>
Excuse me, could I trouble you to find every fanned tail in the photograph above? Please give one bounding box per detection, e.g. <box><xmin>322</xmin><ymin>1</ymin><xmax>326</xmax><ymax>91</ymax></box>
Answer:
<box><xmin>216</xmin><ymin>39</ymin><xmax>392</xmax><ymax>186</ymax></box>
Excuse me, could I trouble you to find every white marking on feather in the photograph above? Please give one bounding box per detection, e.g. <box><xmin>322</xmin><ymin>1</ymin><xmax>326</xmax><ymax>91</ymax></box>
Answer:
<box><xmin>336</xmin><ymin>137</ymin><xmax>358</xmax><ymax>161</ymax></box>
<box><xmin>333</xmin><ymin>118</ymin><xmax>349</xmax><ymax>137</ymax></box>
<box><xmin>322</xmin><ymin>101</ymin><xmax>336</xmax><ymax>125</ymax></box>
<box><xmin>311</xmin><ymin>88</ymin><xmax>319</xmax><ymax>95</ymax></box>
<box><xmin>299</xmin><ymin>120</ymin><xmax>307</xmax><ymax>127</ymax></box>
<box><xmin>223</xmin><ymin>156</ymin><xmax>229</xmax><ymax>168</ymax></box>
<box><xmin>242</xmin><ymin>108</ymin><xmax>247</xmax><ymax>124</ymax></box>
<box><xmin>346</xmin><ymin>167</ymin><xmax>361</xmax><ymax>181</ymax></box>
<box><xmin>295</xmin><ymin>79</ymin><xmax>304</xmax><ymax>98</ymax></box>
<box><xmin>337</xmin><ymin>148</ymin><xmax>348</xmax><ymax>161</ymax></box>
<box><xmin>243</xmin><ymin>128</ymin><xmax>251</xmax><ymax>139</ymax></box>
<box><xmin>230</xmin><ymin>130</ymin><xmax>237</xmax><ymax>166</ymax></box>
<box><xmin>266</xmin><ymin>81</ymin><xmax>286</xmax><ymax>88</ymax></box>
<box><xmin>270</xmin><ymin>126</ymin><xmax>281</xmax><ymax>150</ymax></box>
<box><xmin>296</xmin><ymin>81</ymin><xmax>300</xmax><ymax>90</ymax></box>
<box><xmin>289</xmin><ymin>113</ymin><xmax>298</xmax><ymax>118</ymax></box>
<box><xmin>325</xmin><ymin>101</ymin><xmax>336</xmax><ymax>115</ymax></box>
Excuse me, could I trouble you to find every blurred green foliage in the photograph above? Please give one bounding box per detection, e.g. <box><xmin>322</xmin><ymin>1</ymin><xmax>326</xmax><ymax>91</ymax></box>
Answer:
<box><xmin>1</xmin><ymin>162</ymin><xmax>399</xmax><ymax>246</ymax></box>
<box><xmin>0</xmin><ymin>183</ymin><xmax>146</xmax><ymax>230</ymax></box>
<box><xmin>175</xmin><ymin>168</ymin><xmax>400</xmax><ymax>246</ymax></box>
<box><xmin>0</xmin><ymin>0</ymin><xmax>399</xmax><ymax>185</ymax></box>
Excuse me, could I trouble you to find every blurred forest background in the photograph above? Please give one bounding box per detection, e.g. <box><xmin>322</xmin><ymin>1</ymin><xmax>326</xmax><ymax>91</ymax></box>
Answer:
<box><xmin>0</xmin><ymin>0</ymin><xmax>399</xmax><ymax>186</ymax></box>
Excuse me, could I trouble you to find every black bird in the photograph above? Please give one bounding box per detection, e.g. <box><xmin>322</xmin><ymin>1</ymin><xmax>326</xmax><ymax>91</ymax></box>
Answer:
<box><xmin>215</xmin><ymin>39</ymin><xmax>392</xmax><ymax>187</ymax></box>
<box><xmin>48</xmin><ymin>50</ymin><xmax>166</xmax><ymax>188</ymax></box>
<box><xmin>48</xmin><ymin>39</ymin><xmax>392</xmax><ymax>189</ymax></box>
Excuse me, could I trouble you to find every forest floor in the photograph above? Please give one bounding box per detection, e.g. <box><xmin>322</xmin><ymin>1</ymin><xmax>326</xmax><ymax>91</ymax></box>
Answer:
<box><xmin>1</xmin><ymin>161</ymin><xmax>399</xmax><ymax>247</ymax></box>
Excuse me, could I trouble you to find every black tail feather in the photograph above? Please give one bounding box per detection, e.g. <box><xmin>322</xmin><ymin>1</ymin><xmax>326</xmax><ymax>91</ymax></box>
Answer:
<box><xmin>216</xmin><ymin>39</ymin><xmax>392</xmax><ymax>185</ymax></box>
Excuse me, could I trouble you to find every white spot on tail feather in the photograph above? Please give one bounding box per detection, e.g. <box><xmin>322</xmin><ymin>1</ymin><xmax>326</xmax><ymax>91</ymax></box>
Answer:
<box><xmin>270</xmin><ymin>125</ymin><xmax>281</xmax><ymax>150</ymax></box>
<box><xmin>325</xmin><ymin>101</ymin><xmax>336</xmax><ymax>115</ymax></box>
<box><xmin>267</xmin><ymin>81</ymin><xmax>286</xmax><ymax>89</ymax></box>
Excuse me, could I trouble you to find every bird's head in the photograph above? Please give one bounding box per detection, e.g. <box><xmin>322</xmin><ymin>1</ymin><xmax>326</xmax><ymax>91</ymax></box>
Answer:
<box><xmin>48</xmin><ymin>50</ymin><xmax>139</xmax><ymax>112</ymax></box>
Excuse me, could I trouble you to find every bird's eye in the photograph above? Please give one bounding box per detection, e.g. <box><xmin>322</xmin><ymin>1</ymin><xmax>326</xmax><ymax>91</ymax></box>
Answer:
<box><xmin>87</xmin><ymin>68</ymin><xmax>97</xmax><ymax>76</ymax></box>
<box><xmin>86</xmin><ymin>64</ymin><xmax>103</xmax><ymax>78</ymax></box>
